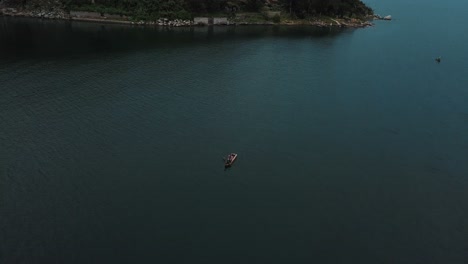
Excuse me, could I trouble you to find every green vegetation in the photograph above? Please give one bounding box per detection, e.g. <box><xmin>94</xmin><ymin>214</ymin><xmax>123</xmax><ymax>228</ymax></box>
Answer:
<box><xmin>4</xmin><ymin>0</ymin><xmax>373</xmax><ymax>21</ymax></box>
<box><xmin>271</xmin><ymin>14</ymin><xmax>281</xmax><ymax>23</ymax></box>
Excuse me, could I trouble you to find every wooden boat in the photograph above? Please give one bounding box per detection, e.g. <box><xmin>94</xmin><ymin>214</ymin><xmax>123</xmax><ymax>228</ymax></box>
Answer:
<box><xmin>224</xmin><ymin>153</ymin><xmax>238</xmax><ymax>168</ymax></box>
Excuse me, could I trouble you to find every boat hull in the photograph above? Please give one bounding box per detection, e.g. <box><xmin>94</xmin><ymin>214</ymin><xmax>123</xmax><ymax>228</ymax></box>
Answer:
<box><xmin>224</xmin><ymin>153</ymin><xmax>238</xmax><ymax>168</ymax></box>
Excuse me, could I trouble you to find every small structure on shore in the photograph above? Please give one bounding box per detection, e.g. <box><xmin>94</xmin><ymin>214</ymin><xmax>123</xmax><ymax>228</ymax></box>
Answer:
<box><xmin>194</xmin><ymin>17</ymin><xmax>229</xmax><ymax>26</ymax></box>
<box><xmin>194</xmin><ymin>17</ymin><xmax>209</xmax><ymax>25</ymax></box>
<box><xmin>213</xmin><ymin>17</ymin><xmax>228</xmax><ymax>25</ymax></box>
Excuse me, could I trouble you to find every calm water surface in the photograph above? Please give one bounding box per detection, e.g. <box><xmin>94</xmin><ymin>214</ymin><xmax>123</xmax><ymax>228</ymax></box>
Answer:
<box><xmin>1</xmin><ymin>0</ymin><xmax>468</xmax><ymax>263</ymax></box>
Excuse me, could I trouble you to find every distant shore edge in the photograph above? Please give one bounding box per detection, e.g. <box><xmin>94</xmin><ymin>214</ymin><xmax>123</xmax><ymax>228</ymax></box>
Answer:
<box><xmin>0</xmin><ymin>8</ymin><xmax>376</xmax><ymax>28</ymax></box>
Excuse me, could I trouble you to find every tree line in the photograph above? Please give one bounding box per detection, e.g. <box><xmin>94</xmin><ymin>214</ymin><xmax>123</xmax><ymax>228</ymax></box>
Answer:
<box><xmin>6</xmin><ymin>0</ymin><xmax>373</xmax><ymax>20</ymax></box>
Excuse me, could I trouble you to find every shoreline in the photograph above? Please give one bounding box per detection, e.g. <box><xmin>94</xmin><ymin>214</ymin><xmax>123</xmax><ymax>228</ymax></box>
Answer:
<box><xmin>0</xmin><ymin>8</ymin><xmax>375</xmax><ymax>28</ymax></box>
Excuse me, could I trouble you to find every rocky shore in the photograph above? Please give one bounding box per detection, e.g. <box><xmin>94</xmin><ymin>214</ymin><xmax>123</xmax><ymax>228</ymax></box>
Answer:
<box><xmin>373</xmin><ymin>14</ymin><xmax>392</xmax><ymax>20</ymax></box>
<box><xmin>1</xmin><ymin>7</ymin><xmax>67</xmax><ymax>20</ymax></box>
<box><xmin>0</xmin><ymin>7</ymin><xmax>378</xmax><ymax>28</ymax></box>
<box><xmin>282</xmin><ymin>17</ymin><xmax>374</xmax><ymax>28</ymax></box>
<box><xmin>0</xmin><ymin>7</ymin><xmax>192</xmax><ymax>26</ymax></box>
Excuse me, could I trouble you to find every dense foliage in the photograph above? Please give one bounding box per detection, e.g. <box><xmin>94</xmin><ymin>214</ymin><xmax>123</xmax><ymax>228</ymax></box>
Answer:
<box><xmin>282</xmin><ymin>0</ymin><xmax>373</xmax><ymax>18</ymax></box>
<box><xmin>3</xmin><ymin>0</ymin><xmax>373</xmax><ymax>20</ymax></box>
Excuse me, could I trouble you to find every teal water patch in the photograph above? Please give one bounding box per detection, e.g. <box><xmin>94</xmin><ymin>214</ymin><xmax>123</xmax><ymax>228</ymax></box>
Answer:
<box><xmin>1</xmin><ymin>2</ymin><xmax>468</xmax><ymax>262</ymax></box>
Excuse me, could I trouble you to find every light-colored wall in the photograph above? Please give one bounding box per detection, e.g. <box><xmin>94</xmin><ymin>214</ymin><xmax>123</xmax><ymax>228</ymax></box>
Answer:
<box><xmin>194</xmin><ymin>17</ymin><xmax>209</xmax><ymax>25</ymax></box>
<box><xmin>213</xmin><ymin>17</ymin><xmax>228</xmax><ymax>25</ymax></box>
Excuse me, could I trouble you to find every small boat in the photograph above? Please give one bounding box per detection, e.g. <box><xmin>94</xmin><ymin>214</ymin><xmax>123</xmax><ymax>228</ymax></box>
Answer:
<box><xmin>224</xmin><ymin>153</ymin><xmax>238</xmax><ymax>168</ymax></box>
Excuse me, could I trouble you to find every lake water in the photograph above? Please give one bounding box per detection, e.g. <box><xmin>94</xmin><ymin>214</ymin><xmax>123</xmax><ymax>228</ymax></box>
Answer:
<box><xmin>1</xmin><ymin>0</ymin><xmax>468</xmax><ymax>263</ymax></box>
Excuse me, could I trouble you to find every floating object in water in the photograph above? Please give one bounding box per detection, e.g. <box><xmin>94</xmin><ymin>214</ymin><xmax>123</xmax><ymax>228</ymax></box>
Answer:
<box><xmin>435</xmin><ymin>57</ymin><xmax>441</xmax><ymax>63</ymax></box>
<box><xmin>224</xmin><ymin>153</ymin><xmax>238</xmax><ymax>168</ymax></box>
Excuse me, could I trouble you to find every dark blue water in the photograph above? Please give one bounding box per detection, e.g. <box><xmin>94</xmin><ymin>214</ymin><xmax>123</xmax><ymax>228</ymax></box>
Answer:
<box><xmin>1</xmin><ymin>0</ymin><xmax>468</xmax><ymax>263</ymax></box>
